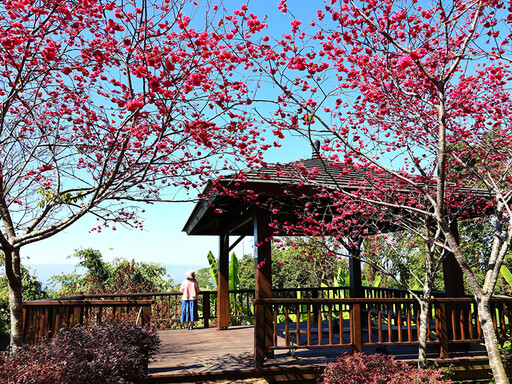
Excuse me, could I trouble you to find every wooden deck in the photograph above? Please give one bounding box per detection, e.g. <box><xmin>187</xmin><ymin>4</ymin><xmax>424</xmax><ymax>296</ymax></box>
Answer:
<box><xmin>147</xmin><ymin>326</ymin><xmax>491</xmax><ymax>383</ymax></box>
<box><xmin>148</xmin><ymin>326</ymin><xmax>324</xmax><ymax>383</ymax></box>
<box><xmin>22</xmin><ymin>290</ymin><xmax>510</xmax><ymax>382</ymax></box>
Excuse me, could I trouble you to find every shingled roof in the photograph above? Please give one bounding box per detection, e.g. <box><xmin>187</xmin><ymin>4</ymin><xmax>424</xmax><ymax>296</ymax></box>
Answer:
<box><xmin>183</xmin><ymin>157</ymin><xmax>492</xmax><ymax>236</ymax></box>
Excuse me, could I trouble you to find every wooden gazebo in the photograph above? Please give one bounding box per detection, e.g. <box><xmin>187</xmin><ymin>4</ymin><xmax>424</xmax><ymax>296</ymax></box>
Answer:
<box><xmin>183</xmin><ymin>155</ymin><xmax>480</xmax><ymax>366</ymax></box>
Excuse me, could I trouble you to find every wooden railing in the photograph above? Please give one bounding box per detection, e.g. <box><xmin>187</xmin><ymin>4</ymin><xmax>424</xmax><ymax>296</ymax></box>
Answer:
<box><xmin>82</xmin><ymin>287</ymin><xmax>354</xmax><ymax>327</ymax></box>
<box><xmin>22</xmin><ymin>286</ymin><xmax>455</xmax><ymax>346</ymax></box>
<box><xmin>364</xmin><ymin>286</ymin><xmax>445</xmax><ymax>299</ymax></box>
<box><xmin>82</xmin><ymin>291</ymin><xmax>216</xmax><ymax>328</ymax></box>
<box><xmin>229</xmin><ymin>287</ymin><xmax>351</xmax><ymax>324</ymax></box>
<box><xmin>23</xmin><ymin>297</ymin><xmax>153</xmax><ymax>344</ymax></box>
<box><xmin>252</xmin><ymin>297</ymin><xmax>512</xmax><ymax>365</ymax></box>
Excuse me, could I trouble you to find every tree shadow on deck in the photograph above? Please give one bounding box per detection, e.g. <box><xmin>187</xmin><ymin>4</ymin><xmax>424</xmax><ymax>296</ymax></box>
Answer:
<box><xmin>149</xmin><ymin>326</ymin><xmax>256</xmax><ymax>374</ymax></box>
<box><xmin>148</xmin><ymin>324</ymin><xmax>489</xmax><ymax>376</ymax></box>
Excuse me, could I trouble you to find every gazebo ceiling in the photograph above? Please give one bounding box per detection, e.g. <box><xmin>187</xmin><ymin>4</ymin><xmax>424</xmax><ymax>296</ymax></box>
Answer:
<box><xmin>183</xmin><ymin>157</ymin><xmax>491</xmax><ymax>237</ymax></box>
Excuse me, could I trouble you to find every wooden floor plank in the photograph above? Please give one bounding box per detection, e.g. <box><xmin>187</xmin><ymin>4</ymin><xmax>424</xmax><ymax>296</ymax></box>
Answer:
<box><xmin>148</xmin><ymin>325</ymin><xmax>490</xmax><ymax>383</ymax></box>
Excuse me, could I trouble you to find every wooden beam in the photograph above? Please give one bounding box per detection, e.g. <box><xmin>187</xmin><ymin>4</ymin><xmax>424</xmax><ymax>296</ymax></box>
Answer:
<box><xmin>253</xmin><ymin>207</ymin><xmax>273</xmax><ymax>368</ymax></box>
<box><xmin>228</xmin><ymin>235</ymin><xmax>246</xmax><ymax>253</ymax></box>
<box><xmin>218</xmin><ymin>232</ymin><xmax>230</xmax><ymax>330</ymax></box>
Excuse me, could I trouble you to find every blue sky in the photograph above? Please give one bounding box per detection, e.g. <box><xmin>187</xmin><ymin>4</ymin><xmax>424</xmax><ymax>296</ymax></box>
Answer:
<box><xmin>24</xmin><ymin>137</ymin><xmax>313</xmax><ymax>284</ymax></box>
<box><xmin>18</xmin><ymin>0</ymin><xmax>393</xmax><ymax>283</ymax></box>
<box><xmin>22</xmin><ymin>1</ymin><xmax>321</xmax><ymax>283</ymax></box>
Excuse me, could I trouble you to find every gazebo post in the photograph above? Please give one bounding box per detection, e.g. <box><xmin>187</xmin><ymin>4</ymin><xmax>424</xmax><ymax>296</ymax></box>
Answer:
<box><xmin>218</xmin><ymin>231</ymin><xmax>230</xmax><ymax>330</ymax></box>
<box><xmin>349</xmin><ymin>252</ymin><xmax>363</xmax><ymax>298</ymax></box>
<box><xmin>443</xmin><ymin>221</ymin><xmax>465</xmax><ymax>297</ymax></box>
<box><xmin>348</xmin><ymin>241</ymin><xmax>364</xmax><ymax>353</ymax></box>
<box><xmin>253</xmin><ymin>207</ymin><xmax>273</xmax><ymax>368</ymax></box>
<box><xmin>440</xmin><ymin>221</ymin><xmax>465</xmax><ymax>357</ymax></box>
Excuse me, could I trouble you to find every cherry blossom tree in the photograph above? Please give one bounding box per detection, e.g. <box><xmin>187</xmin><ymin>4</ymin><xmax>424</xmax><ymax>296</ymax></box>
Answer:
<box><xmin>218</xmin><ymin>0</ymin><xmax>512</xmax><ymax>381</ymax></box>
<box><xmin>0</xmin><ymin>0</ymin><xmax>266</xmax><ymax>349</ymax></box>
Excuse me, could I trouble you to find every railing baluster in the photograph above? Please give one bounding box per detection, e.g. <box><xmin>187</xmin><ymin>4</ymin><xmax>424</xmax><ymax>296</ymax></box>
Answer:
<box><xmin>378</xmin><ymin>308</ymin><xmax>383</xmax><ymax>343</ymax></box>
<box><xmin>476</xmin><ymin>311</ymin><xmax>483</xmax><ymax>339</ymax></box>
<box><xmin>296</xmin><ymin>305</ymin><xmax>301</xmax><ymax>346</ymax></box>
<box><xmin>397</xmin><ymin>307</ymin><xmax>402</xmax><ymax>343</ymax></box>
<box><xmin>500</xmin><ymin>303</ymin><xmax>506</xmax><ymax>339</ymax></box>
<box><xmin>329</xmin><ymin>305</ymin><xmax>333</xmax><ymax>345</ymax></box>
<box><xmin>339</xmin><ymin>303</ymin><xmax>344</xmax><ymax>345</ymax></box>
<box><xmin>451</xmin><ymin>304</ymin><xmax>457</xmax><ymax>340</ymax></box>
<box><xmin>273</xmin><ymin>306</ymin><xmax>278</xmax><ymax>348</ymax></box>
<box><xmin>468</xmin><ymin>302</ymin><xmax>474</xmax><ymax>340</ymax></box>
<box><xmin>387</xmin><ymin>305</ymin><xmax>392</xmax><ymax>342</ymax></box>
<box><xmin>460</xmin><ymin>303</ymin><xmax>466</xmax><ymax>340</ymax></box>
<box><xmin>312</xmin><ymin>289</ymin><xmax>319</xmax><ymax>322</ymax></box>
<box><xmin>508</xmin><ymin>303</ymin><xmax>512</xmax><ymax>341</ymax></box>
<box><xmin>427</xmin><ymin>306</ymin><xmax>432</xmax><ymax>342</ymax></box>
<box><xmin>285</xmin><ymin>306</ymin><xmax>290</xmax><ymax>347</ymax></box>
<box><xmin>318</xmin><ymin>303</ymin><xmax>323</xmax><ymax>346</ymax></box>
<box><xmin>202</xmin><ymin>292</ymin><xmax>210</xmax><ymax>328</ymax></box>
<box><xmin>407</xmin><ymin>305</ymin><xmax>412</xmax><ymax>342</ymax></box>
<box><xmin>307</xmin><ymin>304</ymin><xmax>312</xmax><ymax>346</ymax></box>
<box><xmin>368</xmin><ymin>307</ymin><xmax>373</xmax><ymax>343</ymax></box>
<box><xmin>492</xmin><ymin>302</ymin><xmax>498</xmax><ymax>334</ymax></box>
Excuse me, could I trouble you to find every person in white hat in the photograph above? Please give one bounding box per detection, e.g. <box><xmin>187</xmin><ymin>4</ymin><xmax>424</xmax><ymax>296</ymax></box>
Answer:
<box><xmin>180</xmin><ymin>269</ymin><xmax>199</xmax><ymax>329</ymax></box>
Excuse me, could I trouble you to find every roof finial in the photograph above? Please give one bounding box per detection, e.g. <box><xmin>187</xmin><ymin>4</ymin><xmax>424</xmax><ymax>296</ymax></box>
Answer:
<box><xmin>312</xmin><ymin>139</ymin><xmax>321</xmax><ymax>158</ymax></box>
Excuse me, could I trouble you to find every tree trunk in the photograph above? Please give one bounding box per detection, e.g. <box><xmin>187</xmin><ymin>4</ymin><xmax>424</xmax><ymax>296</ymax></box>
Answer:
<box><xmin>417</xmin><ymin>298</ymin><xmax>430</xmax><ymax>368</ymax></box>
<box><xmin>5</xmin><ymin>248</ymin><xmax>23</xmax><ymax>350</ymax></box>
<box><xmin>478</xmin><ymin>298</ymin><xmax>509</xmax><ymax>384</ymax></box>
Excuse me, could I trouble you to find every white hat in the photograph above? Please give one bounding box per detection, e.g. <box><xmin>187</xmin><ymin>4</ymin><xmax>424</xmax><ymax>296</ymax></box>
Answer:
<box><xmin>185</xmin><ymin>269</ymin><xmax>195</xmax><ymax>278</ymax></box>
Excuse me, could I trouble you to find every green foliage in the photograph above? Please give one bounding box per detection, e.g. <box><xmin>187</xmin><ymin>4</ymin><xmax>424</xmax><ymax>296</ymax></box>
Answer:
<box><xmin>229</xmin><ymin>252</ymin><xmax>240</xmax><ymax>291</ymax></box>
<box><xmin>498</xmin><ymin>264</ymin><xmax>512</xmax><ymax>297</ymax></box>
<box><xmin>458</xmin><ymin>219</ymin><xmax>495</xmax><ymax>289</ymax></box>
<box><xmin>238</xmin><ymin>254</ymin><xmax>256</xmax><ymax>290</ymax></box>
<box><xmin>500</xmin><ymin>266</ymin><xmax>512</xmax><ymax>289</ymax></box>
<box><xmin>75</xmin><ymin>248</ymin><xmax>110</xmax><ymax>283</ymax></box>
<box><xmin>238</xmin><ymin>239</ymin><xmax>347</xmax><ymax>290</ymax></box>
<box><xmin>195</xmin><ymin>267</ymin><xmax>216</xmax><ymax>290</ymax></box>
<box><xmin>206</xmin><ymin>251</ymin><xmax>240</xmax><ymax>291</ymax></box>
<box><xmin>207</xmin><ymin>251</ymin><xmax>218</xmax><ymax>285</ymax></box>
<box><xmin>36</xmin><ymin>187</ymin><xmax>85</xmax><ymax>209</ymax></box>
<box><xmin>459</xmin><ymin>219</ymin><xmax>512</xmax><ymax>296</ymax></box>
<box><xmin>47</xmin><ymin>248</ymin><xmax>174</xmax><ymax>296</ymax></box>
<box><xmin>275</xmin><ymin>239</ymin><xmax>345</xmax><ymax>289</ymax></box>
<box><xmin>361</xmin><ymin>232</ymin><xmax>446</xmax><ymax>293</ymax></box>
<box><xmin>46</xmin><ymin>272</ymin><xmax>83</xmax><ymax>297</ymax></box>
<box><xmin>361</xmin><ymin>220</ymin><xmax>512</xmax><ymax>297</ymax></box>
<box><xmin>337</xmin><ymin>267</ymin><xmax>349</xmax><ymax>287</ymax></box>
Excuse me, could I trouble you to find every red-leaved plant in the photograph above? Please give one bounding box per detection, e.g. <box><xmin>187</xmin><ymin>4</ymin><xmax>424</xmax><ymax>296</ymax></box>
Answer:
<box><xmin>0</xmin><ymin>320</ymin><xmax>161</xmax><ymax>384</ymax></box>
<box><xmin>319</xmin><ymin>353</ymin><xmax>451</xmax><ymax>384</ymax></box>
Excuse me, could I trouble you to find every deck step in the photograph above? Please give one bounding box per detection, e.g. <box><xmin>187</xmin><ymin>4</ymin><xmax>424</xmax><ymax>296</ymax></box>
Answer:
<box><xmin>147</xmin><ymin>356</ymin><xmax>498</xmax><ymax>383</ymax></box>
<box><xmin>147</xmin><ymin>364</ymin><xmax>323</xmax><ymax>383</ymax></box>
